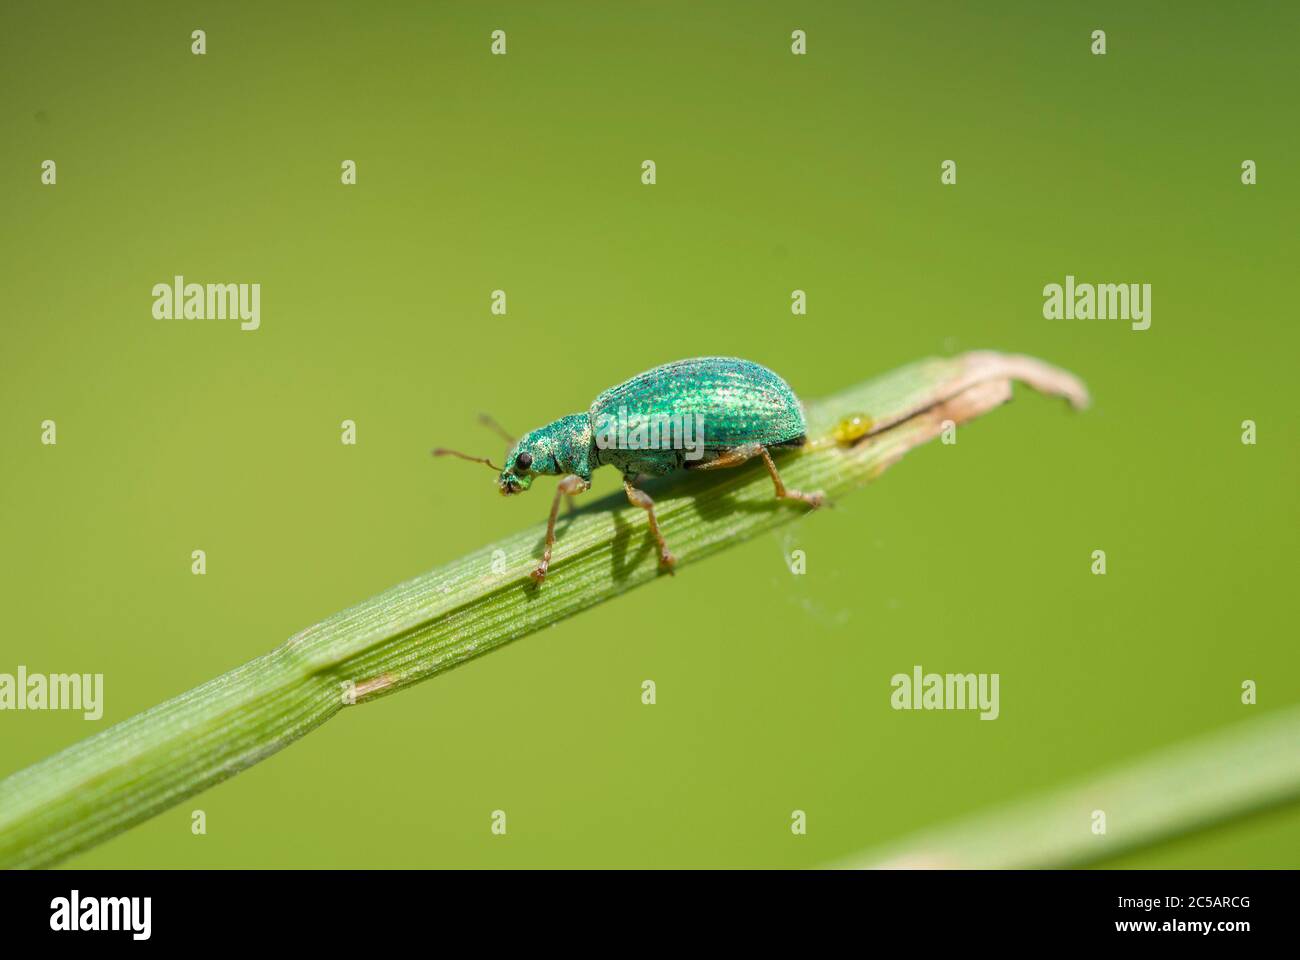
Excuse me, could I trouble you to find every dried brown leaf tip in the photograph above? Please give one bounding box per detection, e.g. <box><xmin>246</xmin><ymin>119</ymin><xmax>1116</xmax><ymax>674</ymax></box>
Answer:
<box><xmin>350</xmin><ymin>673</ymin><xmax>397</xmax><ymax>703</ymax></box>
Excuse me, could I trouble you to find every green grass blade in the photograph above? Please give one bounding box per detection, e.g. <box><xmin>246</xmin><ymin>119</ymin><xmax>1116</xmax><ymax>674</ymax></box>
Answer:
<box><xmin>843</xmin><ymin>705</ymin><xmax>1300</xmax><ymax>869</ymax></box>
<box><xmin>0</xmin><ymin>352</ymin><xmax>1087</xmax><ymax>868</ymax></box>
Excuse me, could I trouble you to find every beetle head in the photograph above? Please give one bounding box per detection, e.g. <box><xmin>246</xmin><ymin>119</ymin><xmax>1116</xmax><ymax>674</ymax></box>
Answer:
<box><xmin>435</xmin><ymin>414</ymin><xmax>590</xmax><ymax>496</ymax></box>
<box><xmin>499</xmin><ymin>428</ymin><xmax>564</xmax><ymax>495</ymax></box>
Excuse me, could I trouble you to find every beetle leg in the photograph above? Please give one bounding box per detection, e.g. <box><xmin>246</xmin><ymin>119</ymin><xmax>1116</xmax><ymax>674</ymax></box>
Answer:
<box><xmin>624</xmin><ymin>479</ymin><xmax>677</xmax><ymax>570</ymax></box>
<box><xmin>758</xmin><ymin>447</ymin><xmax>824</xmax><ymax>507</ymax></box>
<box><xmin>694</xmin><ymin>443</ymin><xmax>824</xmax><ymax>507</ymax></box>
<box><xmin>532</xmin><ymin>474</ymin><xmax>590</xmax><ymax>582</ymax></box>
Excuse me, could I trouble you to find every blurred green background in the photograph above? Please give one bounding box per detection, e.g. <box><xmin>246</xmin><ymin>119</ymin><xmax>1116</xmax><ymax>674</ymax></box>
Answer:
<box><xmin>1</xmin><ymin>1</ymin><xmax>1296</xmax><ymax>868</ymax></box>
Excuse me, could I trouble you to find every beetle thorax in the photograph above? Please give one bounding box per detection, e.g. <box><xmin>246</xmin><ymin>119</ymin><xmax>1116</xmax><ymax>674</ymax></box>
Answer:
<box><xmin>547</xmin><ymin>414</ymin><xmax>593</xmax><ymax>477</ymax></box>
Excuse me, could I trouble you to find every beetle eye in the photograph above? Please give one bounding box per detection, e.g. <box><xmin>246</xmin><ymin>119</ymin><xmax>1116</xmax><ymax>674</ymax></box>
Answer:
<box><xmin>515</xmin><ymin>452</ymin><xmax>533</xmax><ymax>471</ymax></box>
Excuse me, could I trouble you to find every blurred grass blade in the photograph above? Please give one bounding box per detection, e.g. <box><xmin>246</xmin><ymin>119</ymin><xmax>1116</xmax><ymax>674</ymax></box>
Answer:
<box><xmin>844</xmin><ymin>705</ymin><xmax>1300</xmax><ymax>869</ymax></box>
<box><xmin>0</xmin><ymin>351</ymin><xmax>1087</xmax><ymax>868</ymax></box>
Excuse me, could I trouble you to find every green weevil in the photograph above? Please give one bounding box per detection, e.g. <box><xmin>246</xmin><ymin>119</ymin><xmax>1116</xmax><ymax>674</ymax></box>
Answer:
<box><xmin>436</xmin><ymin>356</ymin><xmax>823</xmax><ymax>582</ymax></box>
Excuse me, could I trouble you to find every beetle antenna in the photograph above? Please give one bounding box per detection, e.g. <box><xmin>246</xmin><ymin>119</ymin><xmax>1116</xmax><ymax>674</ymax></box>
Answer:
<box><xmin>477</xmin><ymin>412</ymin><xmax>515</xmax><ymax>446</ymax></box>
<box><xmin>431</xmin><ymin>447</ymin><xmax>502</xmax><ymax>471</ymax></box>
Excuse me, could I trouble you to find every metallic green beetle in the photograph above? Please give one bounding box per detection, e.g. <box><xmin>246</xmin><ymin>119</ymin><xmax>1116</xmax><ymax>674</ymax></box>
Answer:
<box><xmin>437</xmin><ymin>357</ymin><xmax>823</xmax><ymax>582</ymax></box>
